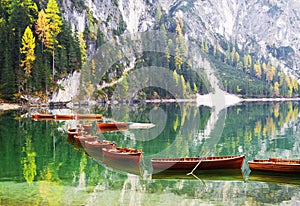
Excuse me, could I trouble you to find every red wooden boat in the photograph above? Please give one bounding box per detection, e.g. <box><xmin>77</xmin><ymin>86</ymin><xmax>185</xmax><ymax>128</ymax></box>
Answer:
<box><xmin>84</xmin><ymin>140</ymin><xmax>116</xmax><ymax>158</ymax></box>
<box><xmin>55</xmin><ymin>114</ymin><xmax>75</xmax><ymax>120</ymax></box>
<box><xmin>85</xmin><ymin>140</ymin><xmax>116</xmax><ymax>150</ymax></box>
<box><xmin>67</xmin><ymin>127</ymin><xmax>86</xmax><ymax>138</ymax></box>
<box><xmin>97</xmin><ymin>122</ymin><xmax>128</xmax><ymax>129</ymax></box>
<box><xmin>97</xmin><ymin>122</ymin><xmax>128</xmax><ymax>133</ymax></box>
<box><xmin>32</xmin><ymin>113</ymin><xmax>55</xmax><ymax>120</ymax></box>
<box><xmin>76</xmin><ymin>114</ymin><xmax>102</xmax><ymax>120</ymax></box>
<box><xmin>248</xmin><ymin>158</ymin><xmax>300</xmax><ymax>173</ymax></box>
<box><xmin>74</xmin><ymin>135</ymin><xmax>97</xmax><ymax>146</ymax></box>
<box><xmin>151</xmin><ymin>155</ymin><xmax>245</xmax><ymax>171</ymax></box>
<box><xmin>102</xmin><ymin>147</ymin><xmax>143</xmax><ymax>165</ymax></box>
<box><xmin>97</xmin><ymin>127</ymin><xmax>128</xmax><ymax>133</ymax></box>
<box><xmin>82</xmin><ymin>124</ymin><xmax>93</xmax><ymax>133</ymax></box>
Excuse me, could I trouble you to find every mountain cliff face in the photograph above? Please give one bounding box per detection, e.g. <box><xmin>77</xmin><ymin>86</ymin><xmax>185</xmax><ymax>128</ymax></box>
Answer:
<box><xmin>159</xmin><ymin>0</ymin><xmax>300</xmax><ymax>75</ymax></box>
<box><xmin>60</xmin><ymin>0</ymin><xmax>300</xmax><ymax>94</ymax></box>
<box><xmin>60</xmin><ymin>0</ymin><xmax>300</xmax><ymax>77</ymax></box>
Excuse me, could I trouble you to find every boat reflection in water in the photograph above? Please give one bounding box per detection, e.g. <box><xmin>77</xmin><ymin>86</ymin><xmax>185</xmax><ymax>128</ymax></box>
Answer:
<box><xmin>151</xmin><ymin>169</ymin><xmax>245</xmax><ymax>181</ymax></box>
<box><xmin>248</xmin><ymin>171</ymin><xmax>300</xmax><ymax>185</ymax></box>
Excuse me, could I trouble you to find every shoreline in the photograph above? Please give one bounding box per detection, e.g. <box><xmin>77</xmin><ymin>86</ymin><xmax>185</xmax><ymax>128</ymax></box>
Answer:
<box><xmin>1</xmin><ymin>96</ymin><xmax>300</xmax><ymax>111</ymax></box>
<box><xmin>241</xmin><ymin>97</ymin><xmax>300</xmax><ymax>102</ymax></box>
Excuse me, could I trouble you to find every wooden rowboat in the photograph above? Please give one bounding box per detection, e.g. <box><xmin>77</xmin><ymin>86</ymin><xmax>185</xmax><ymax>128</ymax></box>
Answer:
<box><xmin>76</xmin><ymin>114</ymin><xmax>102</xmax><ymax>120</ymax></box>
<box><xmin>74</xmin><ymin>135</ymin><xmax>97</xmax><ymax>146</ymax></box>
<box><xmin>84</xmin><ymin>140</ymin><xmax>116</xmax><ymax>158</ymax></box>
<box><xmin>32</xmin><ymin>113</ymin><xmax>55</xmax><ymax>120</ymax></box>
<box><xmin>97</xmin><ymin>127</ymin><xmax>128</xmax><ymax>133</ymax></box>
<box><xmin>248</xmin><ymin>158</ymin><xmax>300</xmax><ymax>173</ymax></box>
<box><xmin>85</xmin><ymin>140</ymin><xmax>116</xmax><ymax>150</ymax></box>
<box><xmin>97</xmin><ymin>122</ymin><xmax>128</xmax><ymax>133</ymax></box>
<box><xmin>151</xmin><ymin>155</ymin><xmax>245</xmax><ymax>171</ymax></box>
<box><xmin>55</xmin><ymin>114</ymin><xmax>75</xmax><ymax>120</ymax></box>
<box><xmin>102</xmin><ymin>147</ymin><xmax>143</xmax><ymax>165</ymax></box>
<box><xmin>67</xmin><ymin>127</ymin><xmax>86</xmax><ymax>138</ymax></box>
<box><xmin>97</xmin><ymin>122</ymin><xmax>128</xmax><ymax>129</ymax></box>
<box><xmin>81</xmin><ymin>124</ymin><xmax>93</xmax><ymax>133</ymax></box>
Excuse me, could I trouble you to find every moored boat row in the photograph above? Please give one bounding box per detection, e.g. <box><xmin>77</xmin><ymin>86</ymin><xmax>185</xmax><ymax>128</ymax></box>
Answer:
<box><xmin>151</xmin><ymin>155</ymin><xmax>300</xmax><ymax>174</ymax></box>
<box><xmin>66</xmin><ymin>125</ymin><xmax>299</xmax><ymax>176</ymax></box>
<box><xmin>66</xmin><ymin>126</ymin><xmax>143</xmax><ymax>165</ymax></box>
<box><xmin>32</xmin><ymin>113</ymin><xmax>102</xmax><ymax>120</ymax></box>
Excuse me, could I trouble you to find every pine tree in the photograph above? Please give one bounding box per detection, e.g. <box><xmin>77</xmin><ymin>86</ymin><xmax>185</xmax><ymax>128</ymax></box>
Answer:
<box><xmin>0</xmin><ymin>17</ymin><xmax>16</xmax><ymax>99</ymax></box>
<box><xmin>1</xmin><ymin>35</ymin><xmax>16</xmax><ymax>100</ymax></box>
<box><xmin>22</xmin><ymin>0</ymin><xmax>38</xmax><ymax>24</ymax></box>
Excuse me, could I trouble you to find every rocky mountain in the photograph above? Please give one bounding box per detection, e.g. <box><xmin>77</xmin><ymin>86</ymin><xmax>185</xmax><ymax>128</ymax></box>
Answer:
<box><xmin>59</xmin><ymin>0</ymin><xmax>300</xmax><ymax>75</ymax></box>
<box><xmin>178</xmin><ymin>0</ymin><xmax>300</xmax><ymax>74</ymax></box>
<box><xmin>51</xmin><ymin>0</ymin><xmax>300</xmax><ymax>102</ymax></box>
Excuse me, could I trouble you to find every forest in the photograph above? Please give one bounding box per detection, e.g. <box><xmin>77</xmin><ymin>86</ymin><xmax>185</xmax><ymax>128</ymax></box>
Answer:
<box><xmin>0</xmin><ymin>0</ymin><xmax>82</xmax><ymax>102</ymax></box>
<box><xmin>1</xmin><ymin>1</ymin><xmax>299</xmax><ymax>103</ymax></box>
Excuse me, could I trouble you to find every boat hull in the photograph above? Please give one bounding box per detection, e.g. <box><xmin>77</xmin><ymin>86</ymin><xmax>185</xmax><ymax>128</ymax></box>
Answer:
<box><xmin>248</xmin><ymin>159</ymin><xmax>300</xmax><ymax>173</ymax></box>
<box><xmin>55</xmin><ymin>114</ymin><xmax>75</xmax><ymax>120</ymax></box>
<box><xmin>97</xmin><ymin>122</ymin><xmax>128</xmax><ymax>129</ymax></box>
<box><xmin>102</xmin><ymin>148</ymin><xmax>143</xmax><ymax>165</ymax></box>
<box><xmin>76</xmin><ymin>114</ymin><xmax>102</xmax><ymax>120</ymax></box>
<box><xmin>151</xmin><ymin>155</ymin><xmax>245</xmax><ymax>171</ymax></box>
<box><xmin>84</xmin><ymin>140</ymin><xmax>116</xmax><ymax>158</ymax></box>
<box><xmin>32</xmin><ymin>114</ymin><xmax>55</xmax><ymax>120</ymax></box>
<box><xmin>97</xmin><ymin>122</ymin><xmax>128</xmax><ymax>133</ymax></box>
<box><xmin>74</xmin><ymin>135</ymin><xmax>97</xmax><ymax>146</ymax></box>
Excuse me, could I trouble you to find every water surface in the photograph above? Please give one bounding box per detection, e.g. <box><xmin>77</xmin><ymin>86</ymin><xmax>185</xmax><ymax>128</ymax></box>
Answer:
<box><xmin>0</xmin><ymin>102</ymin><xmax>300</xmax><ymax>205</ymax></box>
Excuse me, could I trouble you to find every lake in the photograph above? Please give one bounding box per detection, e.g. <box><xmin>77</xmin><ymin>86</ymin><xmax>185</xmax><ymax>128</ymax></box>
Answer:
<box><xmin>0</xmin><ymin>101</ymin><xmax>300</xmax><ymax>205</ymax></box>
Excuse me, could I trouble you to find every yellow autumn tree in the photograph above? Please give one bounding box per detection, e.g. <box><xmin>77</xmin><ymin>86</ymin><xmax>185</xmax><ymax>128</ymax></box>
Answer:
<box><xmin>243</xmin><ymin>54</ymin><xmax>252</xmax><ymax>73</ymax></box>
<box><xmin>285</xmin><ymin>75</ymin><xmax>293</xmax><ymax>97</ymax></box>
<box><xmin>174</xmin><ymin>17</ymin><xmax>186</xmax><ymax>70</ymax></box>
<box><xmin>78</xmin><ymin>32</ymin><xmax>87</xmax><ymax>64</ymax></box>
<box><xmin>273</xmin><ymin>81</ymin><xmax>280</xmax><ymax>96</ymax></box>
<box><xmin>45</xmin><ymin>0</ymin><xmax>63</xmax><ymax>80</ymax></box>
<box><xmin>253</xmin><ymin>60</ymin><xmax>262</xmax><ymax>79</ymax></box>
<box><xmin>292</xmin><ymin>77</ymin><xmax>298</xmax><ymax>93</ymax></box>
<box><xmin>45</xmin><ymin>0</ymin><xmax>62</xmax><ymax>49</ymax></box>
<box><xmin>35</xmin><ymin>9</ymin><xmax>49</xmax><ymax>51</ymax></box>
<box><xmin>20</xmin><ymin>26</ymin><xmax>36</xmax><ymax>77</ymax></box>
